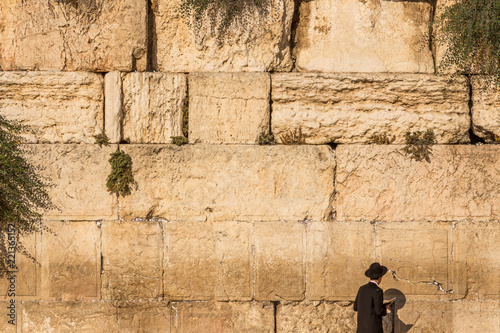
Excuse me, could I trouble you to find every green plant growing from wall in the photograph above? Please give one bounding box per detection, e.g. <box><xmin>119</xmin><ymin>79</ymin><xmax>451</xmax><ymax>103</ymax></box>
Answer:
<box><xmin>434</xmin><ymin>0</ymin><xmax>500</xmax><ymax>86</ymax></box>
<box><xmin>257</xmin><ymin>132</ymin><xmax>275</xmax><ymax>145</ymax></box>
<box><xmin>0</xmin><ymin>115</ymin><xmax>53</xmax><ymax>276</ymax></box>
<box><xmin>370</xmin><ymin>133</ymin><xmax>396</xmax><ymax>145</ymax></box>
<box><xmin>279</xmin><ymin>128</ymin><xmax>306</xmax><ymax>145</ymax></box>
<box><xmin>402</xmin><ymin>129</ymin><xmax>436</xmax><ymax>162</ymax></box>
<box><xmin>107</xmin><ymin>149</ymin><xmax>135</xmax><ymax>196</ymax></box>
<box><xmin>93</xmin><ymin>130</ymin><xmax>110</xmax><ymax>147</ymax></box>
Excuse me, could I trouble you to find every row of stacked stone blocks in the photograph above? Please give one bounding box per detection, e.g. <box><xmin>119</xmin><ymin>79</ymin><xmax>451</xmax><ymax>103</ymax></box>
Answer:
<box><xmin>2</xmin><ymin>71</ymin><xmax>500</xmax><ymax>144</ymax></box>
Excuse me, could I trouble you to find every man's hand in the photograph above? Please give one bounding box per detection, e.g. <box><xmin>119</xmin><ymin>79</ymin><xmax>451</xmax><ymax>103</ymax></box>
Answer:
<box><xmin>383</xmin><ymin>297</ymin><xmax>396</xmax><ymax>309</ymax></box>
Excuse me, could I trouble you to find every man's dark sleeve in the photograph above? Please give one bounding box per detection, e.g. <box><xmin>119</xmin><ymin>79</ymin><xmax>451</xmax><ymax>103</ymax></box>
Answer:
<box><xmin>373</xmin><ymin>288</ymin><xmax>387</xmax><ymax>317</ymax></box>
<box><xmin>353</xmin><ymin>291</ymin><xmax>359</xmax><ymax>312</ymax></box>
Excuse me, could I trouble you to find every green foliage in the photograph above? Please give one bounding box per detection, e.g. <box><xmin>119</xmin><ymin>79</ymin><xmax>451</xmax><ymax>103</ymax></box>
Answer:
<box><xmin>0</xmin><ymin>115</ymin><xmax>53</xmax><ymax>275</ymax></box>
<box><xmin>435</xmin><ymin>0</ymin><xmax>500</xmax><ymax>85</ymax></box>
<box><xmin>182</xmin><ymin>96</ymin><xmax>189</xmax><ymax>138</ymax></box>
<box><xmin>278</xmin><ymin>128</ymin><xmax>306</xmax><ymax>145</ymax></box>
<box><xmin>179</xmin><ymin>0</ymin><xmax>267</xmax><ymax>38</ymax></box>
<box><xmin>106</xmin><ymin>149</ymin><xmax>135</xmax><ymax>196</ymax></box>
<box><xmin>402</xmin><ymin>130</ymin><xmax>436</xmax><ymax>162</ymax></box>
<box><xmin>93</xmin><ymin>130</ymin><xmax>110</xmax><ymax>147</ymax></box>
<box><xmin>370</xmin><ymin>133</ymin><xmax>396</xmax><ymax>145</ymax></box>
<box><xmin>257</xmin><ymin>132</ymin><xmax>275</xmax><ymax>145</ymax></box>
<box><xmin>171</xmin><ymin>136</ymin><xmax>189</xmax><ymax>146</ymax></box>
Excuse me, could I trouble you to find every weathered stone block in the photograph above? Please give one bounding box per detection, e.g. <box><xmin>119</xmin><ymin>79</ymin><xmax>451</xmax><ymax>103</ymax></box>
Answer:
<box><xmin>393</xmin><ymin>301</ymin><xmax>452</xmax><ymax>333</ymax></box>
<box><xmin>452</xmin><ymin>301</ymin><xmax>500</xmax><ymax>333</ymax></box>
<box><xmin>189</xmin><ymin>73</ymin><xmax>270</xmax><ymax>144</ymax></box>
<box><xmin>271</xmin><ymin>73</ymin><xmax>470</xmax><ymax>144</ymax></box>
<box><xmin>454</xmin><ymin>223</ymin><xmax>500</xmax><ymax>299</ymax></box>
<box><xmin>171</xmin><ymin>301</ymin><xmax>274</xmax><ymax>333</ymax></box>
<box><xmin>277</xmin><ymin>301</ymin><xmax>356</xmax><ymax>333</ymax></box>
<box><xmin>153</xmin><ymin>0</ymin><xmax>293</xmax><ymax>72</ymax></box>
<box><xmin>336</xmin><ymin>145</ymin><xmax>500</xmax><ymax>221</ymax></box>
<box><xmin>294</xmin><ymin>0</ymin><xmax>434</xmax><ymax>73</ymax></box>
<box><xmin>120</xmin><ymin>145</ymin><xmax>335</xmax><ymax>221</ymax></box>
<box><xmin>102</xmin><ymin>221</ymin><xmax>163</xmax><ymax>300</ymax></box>
<box><xmin>21</xmin><ymin>301</ymin><xmax>119</xmax><ymax>332</ymax></box>
<box><xmin>0</xmin><ymin>0</ymin><xmax>147</xmax><ymax>71</ymax></box>
<box><xmin>0</xmin><ymin>301</ymin><xmax>18</xmax><ymax>332</ymax></box>
<box><xmin>306</xmin><ymin>221</ymin><xmax>375</xmax><ymax>300</ymax></box>
<box><xmin>104</xmin><ymin>72</ymin><xmax>123</xmax><ymax>144</ymax></box>
<box><xmin>41</xmin><ymin>221</ymin><xmax>100</xmax><ymax>301</ymax></box>
<box><xmin>26</xmin><ymin>144</ymin><xmax>118</xmax><ymax>220</ymax></box>
<box><xmin>471</xmin><ymin>76</ymin><xmax>500</xmax><ymax>142</ymax></box>
<box><xmin>376</xmin><ymin>222</ymin><xmax>452</xmax><ymax>297</ymax></box>
<box><xmin>0</xmin><ymin>72</ymin><xmax>103</xmax><ymax>144</ymax></box>
<box><xmin>117</xmin><ymin>302</ymin><xmax>172</xmax><ymax>333</ymax></box>
<box><xmin>122</xmin><ymin>73</ymin><xmax>187</xmax><ymax>144</ymax></box>
<box><xmin>254</xmin><ymin>222</ymin><xmax>305</xmax><ymax>301</ymax></box>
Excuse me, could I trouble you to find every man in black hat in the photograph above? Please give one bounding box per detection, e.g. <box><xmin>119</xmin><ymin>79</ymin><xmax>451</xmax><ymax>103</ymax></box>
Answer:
<box><xmin>353</xmin><ymin>262</ymin><xmax>395</xmax><ymax>333</ymax></box>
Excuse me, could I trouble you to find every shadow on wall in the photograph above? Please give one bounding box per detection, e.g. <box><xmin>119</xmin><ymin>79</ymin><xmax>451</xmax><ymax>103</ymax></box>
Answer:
<box><xmin>383</xmin><ymin>289</ymin><xmax>413</xmax><ymax>333</ymax></box>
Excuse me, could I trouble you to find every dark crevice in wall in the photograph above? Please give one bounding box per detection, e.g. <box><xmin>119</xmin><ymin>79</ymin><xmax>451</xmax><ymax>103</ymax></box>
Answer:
<box><xmin>268</xmin><ymin>75</ymin><xmax>274</xmax><ymax>140</ymax></box>
<box><xmin>428</xmin><ymin>0</ymin><xmax>438</xmax><ymax>72</ymax></box>
<box><xmin>329</xmin><ymin>142</ymin><xmax>338</xmax><ymax>221</ymax></box>
<box><xmin>272</xmin><ymin>301</ymin><xmax>279</xmax><ymax>333</ymax></box>
<box><xmin>101</xmin><ymin>72</ymin><xmax>107</xmax><ymax>134</ymax></box>
<box><xmin>289</xmin><ymin>0</ymin><xmax>303</xmax><ymax>72</ymax></box>
<box><xmin>467</xmin><ymin>75</ymin><xmax>485</xmax><ymax>144</ymax></box>
<box><xmin>147</xmin><ymin>0</ymin><xmax>158</xmax><ymax>71</ymax></box>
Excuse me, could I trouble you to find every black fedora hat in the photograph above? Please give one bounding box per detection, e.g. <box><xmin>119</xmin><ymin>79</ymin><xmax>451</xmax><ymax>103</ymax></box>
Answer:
<box><xmin>365</xmin><ymin>262</ymin><xmax>388</xmax><ymax>279</ymax></box>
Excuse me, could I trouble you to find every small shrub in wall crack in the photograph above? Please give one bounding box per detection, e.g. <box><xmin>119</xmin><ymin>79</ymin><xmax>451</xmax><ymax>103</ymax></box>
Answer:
<box><xmin>107</xmin><ymin>149</ymin><xmax>135</xmax><ymax>196</ymax></box>
<box><xmin>278</xmin><ymin>128</ymin><xmax>306</xmax><ymax>145</ymax></box>
<box><xmin>402</xmin><ymin>129</ymin><xmax>436</xmax><ymax>162</ymax></box>
<box><xmin>370</xmin><ymin>133</ymin><xmax>396</xmax><ymax>145</ymax></box>
<box><xmin>93</xmin><ymin>130</ymin><xmax>110</xmax><ymax>147</ymax></box>
<box><xmin>257</xmin><ymin>132</ymin><xmax>275</xmax><ymax>145</ymax></box>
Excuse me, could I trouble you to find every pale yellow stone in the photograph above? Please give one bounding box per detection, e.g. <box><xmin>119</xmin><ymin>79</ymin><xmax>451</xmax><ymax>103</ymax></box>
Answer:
<box><xmin>277</xmin><ymin>301</ymin><xmax>356</xmax><ymax>333</ymax></box>
<box><xmin>452</xmin><ymin>301</ymin><xmax>500</xmax><ymax>333</ymax></box>
<box><xmin>171</xmin><ymin>301</ymin><xmax>274</xmax><ymax>333</ymax></box>
<box><xmin>0</xmin><ymin>72</ymin><xmax>103</xmax><ymax>144</ymax></box>
<box><xmin>0</xmin><ymin>0</ymin><xmax>147</xmax><ymax>71</ymax></box>
<box><xmin>294</xmin><ymin>0</ymin><xmax>434</xmax><ymax>73</ymax></box>
<box><xmin>122</xmin><ymin>73</ymin><xmax>186</xmax><ymax>144</ymax></box>
<box><xmin>336</xmin><ymin>145</ymin><xmax>500</xmax><ymax>221</ymax></box>
<box><xmin>471</xmin><ymin>76</ymin><xmax>500</xmax><ymax>142</ymax></box>
<box><xmin>376</xmin><ymin>222</ymin><xmax>452</xmax><ymax>297</ymax></box>
<box><xmin>117</xmin><ymin>302</ymin><xmax>172</xmax><ymax>333</ymax></box>
<box><xmin>102</xmin><ymin>221</ymin><xmax>163</xmax><ymax>300</ymax></box>
<box><xmin>306</xmin><ymin>221</ymin><xmax>375</xmax><ymax>300</ymax></box>
<box><xmin>120</xmin><ymin>145</ymin><xmax>335</xmax><ymax>222</ymax></box>
<box><xmin>153</xmin><ymin>0</ymin><xmax>293</xmax><ymax>72</ymax></box>
<box><xmin>41</xmin><ymin>221</ymin><xmax>100</xmax><ymax>301</ymax></box>
<box><xmin>21</xmin><ymin>301</ymin><xmax>119</xmax><ymax>332</ymax></box>
<box><xmin>189</xmin><ymin>73</ymin><xmax>270</xmax><ymax>144</ymax></box>
<box><xmin>26</xmin><ymin>144</ymin><xmax>118</xmax><ymax>220</ymax></box>
<box><xmin>271</xmin><ymin>73</ymin><xmax>470</xmax><ymax>144</ymax></box>
<box><xmin>393</xmin><ymin>301</ymin><xmax>452</xmax><ymax>333</ymax></box>
<box><xmin>254</xmin><ymin>222</ymin><xmax>305</xmax><ymax>301</ymax></box>
<box><xmin>104</xmin><ymin>72</ymin><xmax>123</xmax><ymax>144</ymax></box>
<box><xmin>454</xmin><ymin>223</ymin><xmax>500</xmax><ymax>299</ymax></box>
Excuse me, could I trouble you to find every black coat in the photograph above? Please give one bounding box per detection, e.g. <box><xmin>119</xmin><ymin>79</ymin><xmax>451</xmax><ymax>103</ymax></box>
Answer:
<box><xmin>353</xmin><ymin>282</ymin><xmax>387</xmax><ymax>333</ymax></box>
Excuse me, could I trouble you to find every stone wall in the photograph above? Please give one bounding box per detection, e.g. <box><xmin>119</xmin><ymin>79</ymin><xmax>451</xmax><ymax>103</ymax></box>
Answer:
<box><xmin>1</xmin><ymin>0</ymin><xmax>500</xmax><ymax>332</ymax></box>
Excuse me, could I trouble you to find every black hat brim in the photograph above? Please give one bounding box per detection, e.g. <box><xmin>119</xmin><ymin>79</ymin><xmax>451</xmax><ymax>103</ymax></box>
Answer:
<box><xmin>365</xmin><ymin>265</ymin><xmax>388</xmax><ymax>279</ymax></box>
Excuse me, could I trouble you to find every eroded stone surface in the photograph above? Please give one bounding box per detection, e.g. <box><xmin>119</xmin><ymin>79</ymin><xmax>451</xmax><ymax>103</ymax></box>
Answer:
<box><xmin>393</xmin><ymin>301</ymin><xmax>452</xmax><ymax>333</ymax></box>
<box><xmin>26</xmin><ymin>144</ymin><xmax>117</xmax><ymax>220</ymax></box>
<box><xmin>0</xmin><ymin>72</ymin><xmax>103</xmax><ymax>144</ymax></box>
<box><xmin>271</xmin><ymin>73</ymin><xmax>470</xmax><ymax>144</ymax></box>
<box><xmin>294</xmin><ymin>0</ymin><xmax>434</xmax><ymax>73</ymax></box>
<box><xmin>0</xmin><ymin>301</ymin><xmax>17</xmax><ymax>332</ymax></box>
<box><xmin>117</xmin><ymin>302</ymin><xmax>172</xmax><ymax>333</ymax></box>
<box><xmin>104</xmin><ymin>72</ymin><xmax>123</xmax><ymax>144</ymax></box>
<box><xmin>336</xmin><ymin>145</ymin><xmax>500</xmax><ymax>221</ymax></box>
<box><xmin>452</xmin><ymin>301</ymin><xmax>500</xmax><ymax>333</ymax></box>
<box><xmin>189</xmin><ymin>73</ymin><xmax>270</xmax><ymax>144</ymax></box>
<box><xmin>277</xmin><ymin>302</ymin><xmax>356</xmax><ymax>333</ymax></box>
<box><xmin>122</xmin><ymin>73</ymin><xmax>186</xmax><ymax>144</ymax></box>
<box><xmin>153</xmin><ymin>0</ymin><xmax>293</xmax><ymax>72</ymax></box>
<box><xmin>254</xmin><ymin>222</ymin><xmax>305</xmax><ymax>301</ymax></box>
<box><xmin>0</xmin><ymin>0</ymin><xmax>147</xmax><ymax>71</ymax></box>
<box><xmin>102</xmin><ymin>221</ymin><xmax>163</xmax><ymax>300</ymax></box>
<box><xmin>42</xmin><ymin>221</ymin><xmax>100</xmax><ymax>301</ymax></box>
<box><xmin>120</xmin><ymin>145</ymin><xmax>335</xmax><ymax>221</ymax></box>
<box><xmin>171</xmin><ymin>301</ymin><xmax>274</xmax><ymax>333</ymax></box>
<box><xmin>471</xmin><ymin>76</ymin><xmax>500</xmax><ymax>142</ymax></box>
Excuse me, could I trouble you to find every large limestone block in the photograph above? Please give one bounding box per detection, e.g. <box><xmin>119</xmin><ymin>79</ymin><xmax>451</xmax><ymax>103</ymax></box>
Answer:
<box><xmin>102</xmin><ymin>221</ymin><xmax>163</xmax><ymax>300</ymax></box>
<box><xmin>120</xmin><ymin>145</ymin><xmax>335</xmax><ymax>221</ymax></box>
<box><xmin>189</xmin><ymin>73</ymin><xmax>270</xmax><ymax>144</ymax></box>
<box><xmin>271</xmin><ymin>73</ymin><xmax>470</xmax><ymax>144</ymax></box>
<box><xmin>306</xmin><ymin>221</ymin><xmax>375</xmax><ymax>300</ymax></box>
<box><xmin>21</xmin><ymin>301</ymin><xmax>119</xmax><ymax>332</ymax></box>
<box><xmin>0</xmin><ymin>0</ymin><xmax>147</xmax><ymax>71</ymax></box>
<box><xmin>471</xmin><ymin>76</ymin><xmax>500</xmax><ymax>142</ymax></box>
<box><xmin>452</xmin><ymin>301</ymin><xmax>500</xmax><ymax>333</ymax></box>
<box><xmin>153</xmin><ymin>0</ymin><xmax>293</xmax><ymax>72</ymax></box>
<box><xmin>164</xmin><ymin>221</ymin><xmax>253</xmax><ymax>301</ymax></box>
<box><xmin>393</xmin><ymin>301</ymin><xmax>452</xmax><ymax>333</ymax></box>
<box><xmin>336</xmin><ymin>145</ymin><xmax>500</xmax><ymax>221</ymax></box>
<box><xmin>41</xmin><ymin>221</ymin><xmax>100</xmax><ymax>301</ymax></box>
<box><xmin>294</xmin><ymin>0</ymin><xmax>434</xmax><ymax>73</ymax></box>
<box><xmin>104</xmin><ymin>72</ymin><xmax>123</xmax><ymax>144</ymax></box>
<box><xmin>117</xmin><ymin>302</ymin><xmax>172</xmax><ymax>333</ymax></box>
<box><xmin>454</xmin><ymin>223</ymin><xmax>500</xmax><ymax>299</ymax></box>
<box><xmin>276</xmin><ymin>301</ymin><xmax>356</xmax><ymax>333</ymax></box>
<box><xmin>376</xmin><ymin>222</ymin><xmax>453</xmax><ymax>298</ymax></box>
<box><xmin>26</xmin><ymin>145</ymin><xmax>118</xmax><ymax>220</ymax></box>
<box><xmin>254</xmin><ymin>222</ymin><xmax>305</xmax><ymax>301</ymax></box>
<box><xmin>0</xmin><ymin>72</ymin><xmax>103</xmax><ymax>144</ymax></box>
<box><xmin>171</xmin><ymin>301</ymin><xmax>274</xmax><ymax>333</ymax></box>
<box><xmin>122</xmin><ymin>73</ymin><xmax>187</xmax><ymax>144</ymax></box>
